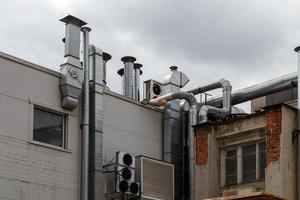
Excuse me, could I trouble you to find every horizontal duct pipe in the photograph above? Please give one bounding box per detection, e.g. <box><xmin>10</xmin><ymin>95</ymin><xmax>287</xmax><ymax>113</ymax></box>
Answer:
<box><xmin>206</xmin><ymin>73</ymin><xmax>297</xmax><ymax>107</ymax></box>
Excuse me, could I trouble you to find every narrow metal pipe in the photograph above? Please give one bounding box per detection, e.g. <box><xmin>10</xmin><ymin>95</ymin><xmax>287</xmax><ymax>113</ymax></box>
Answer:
<box><xmin>81</xmin><ymin>26</ymin><xmax>91</xmax><ymax>200</ymax></box>
<box><xmin>294</xmin><ymin>47</ymin><xmax>300</xmax><ymax>200</ymax></box>
<box><xmin>150</xmin><ymin>92</ymin><xmax>197</xmax><ymax>200</ymax></box>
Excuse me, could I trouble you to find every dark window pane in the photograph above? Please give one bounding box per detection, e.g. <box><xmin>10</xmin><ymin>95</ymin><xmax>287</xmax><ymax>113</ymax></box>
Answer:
<box><xmin>225</xmin><ymin>149</ymin><xmax>237</xmax><ymax>186</ymax></box>
<box><xmin>242</xmin><ymin>144</ymin><xmax>256</xmax><ymax>183</ymax></box>
<box><xmin>33</xmin><ymin>108</ymin><xmax>64</xmax><ymax>147</ymax></box>
<box><xmin>259</xmin><ymin>142</ymin><xmax>266</xmax><ymax>180</ymax></box>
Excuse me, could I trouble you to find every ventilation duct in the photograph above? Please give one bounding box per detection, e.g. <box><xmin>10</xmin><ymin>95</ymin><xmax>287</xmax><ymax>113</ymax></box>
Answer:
<box><xmin>134</xmin><ymin>63</ymin><xmax>143</xmax><ymax>101</ymax></box>
<box><xmin>59</xmin><ymin>15</ymin><xmax>86</xmax><ymax>110</ymax></box>
<box><xmin>121</xmin><ymin>56</ymin><xmax>136</xmax><ymax>99</ymax></box>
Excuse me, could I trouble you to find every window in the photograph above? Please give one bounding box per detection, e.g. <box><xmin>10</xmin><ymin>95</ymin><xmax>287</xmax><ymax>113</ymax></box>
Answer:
<box><xmin>242</xmin><ymin>144</ymin><xmax>256</xmax><ymax>183</ymax></box>
<box><xmin>225</xmin><ymin>149</ymin><xmax>237</xmax><ymax>186</ymax></box>
<box><xmin>223</xmin><ymin>141</ymin><xmax>266</xmax><ymax>186</ymax></box>
<box><xmin>33</xmin><ymin>107</ymin><xmax>66</xmax><ymax>148</ymax></box>
<box><xmin>259</xmin><ymin>142</ymin><xmax>266</xmax><ymax>179</ymax></box>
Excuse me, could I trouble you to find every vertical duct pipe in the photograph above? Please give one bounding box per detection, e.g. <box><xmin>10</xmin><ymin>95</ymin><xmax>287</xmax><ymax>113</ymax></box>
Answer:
<box><xmin>134</xmin><ymin>63</ymin><xmax>143</xmax><ymax>101</ymax></box>
<box><xmin>121</xmin><ymin>56</ymin><xmax>136</xmax><ymax>99</ymax></box>
<box><xmin>102</xmin><ymin>52</ymin><xmax>112</xmax><ymax>85</ymax></box>
<box><xmin>117</xmin><ymin>68</ymin><xmax>125</xmax><ymax>94</ymax></box>
<box><xmin>149</xmin><ymin>92</ymin><xmax>197</xmax><ymax>200</ymax></box>
<box><xmin>294</xmin><ymin>46</ymin><xmax>300</xmax><ymax>200</ymax></box>
<box><xmin>59</xmin><ymin>15</ymin><xmax>86</xmax><ymax>110</ymax></box>
<box><xmin>88</xmin><ymin>45</ymin><xmax>109</xmax><ymax>200</ymax></box>
<box><xmin>81</xmin><ymin>26</ymin><xmax>91</xmax><ymax>200</ymax></box>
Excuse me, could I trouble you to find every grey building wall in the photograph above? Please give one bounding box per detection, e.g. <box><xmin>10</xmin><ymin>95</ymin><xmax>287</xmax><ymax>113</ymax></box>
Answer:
<box><xmin>102</xmin><ymin>91</ymin><xmax>163</xmax><ymax>162</ymax></box>
<box><xmin>0</xmin><ymin>52</ymin><xmax>164</xmax><ymax>200</ymax></box>
<box><xmin>0</xmin><ymin>52</ymin><xmax>81</xmax><ymax>200</ymax></box>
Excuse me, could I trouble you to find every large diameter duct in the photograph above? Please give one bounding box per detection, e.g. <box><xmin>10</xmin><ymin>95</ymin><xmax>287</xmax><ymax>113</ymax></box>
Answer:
<box><xmin>188</xmin><ymin>79</ymin><xmax>232</xmax><ymax>123</ymax></box>
<box><xmin>81</xmin><ymin>26</ymin><xmax>91</xmax><ymax>200</ymax></box>
<box><xmin>121</xmin><ymin>56</ymin><xmax>136</xmax><ymax>99</ymax></box>
<box><xmin>134</xmin><ymin>63</ymin><xmax>143</xmax><ymax>101</ymax></box>
<box><xmin>88</xmin><ymin>46</ymin><xmax>109</xmax><ymax>200</ymax></box>
<box><xmin>150</xmin><ymin>92</ymin><xmax>197</xmax><ymax>200</ymax></box>
<box><xmin>294</xmin><ymin>47</ymin><xmax>300</xmax><ymax>200</ymax></box>
<box><xmin>206</xmin><ymin>72</ymin><xmax>297</xmax><ymax>108</ymax></box>
<box><xmin>162</xmin><ymin>66</ymin><xmax>190</xmax><ymax>200</ymax></box>
<box><xmin>59</xmin><ymin>15</ymin><xmax>86</xmax><ymax>110</ymax></box>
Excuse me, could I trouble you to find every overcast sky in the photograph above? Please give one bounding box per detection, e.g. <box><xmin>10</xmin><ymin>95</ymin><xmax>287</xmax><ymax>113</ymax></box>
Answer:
<box><xmin>1</xmin><ymin>0</ymin><xmax>300</xmax><ymax>110</ymax></box>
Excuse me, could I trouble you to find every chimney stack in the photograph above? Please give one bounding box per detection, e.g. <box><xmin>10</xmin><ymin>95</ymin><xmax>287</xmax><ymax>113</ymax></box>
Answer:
<box><xmin>120</xmin><ymin>56</ymin><xmax>136</xmax><ymax>99</ymax></box>
<box><xmin>134</xmin><ymin>63</ymin><xmax>143</xmax><ymax>101</ymax></box>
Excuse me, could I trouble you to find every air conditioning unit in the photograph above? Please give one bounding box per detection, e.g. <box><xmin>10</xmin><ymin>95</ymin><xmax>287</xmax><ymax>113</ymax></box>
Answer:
<box><xmin>135</xmin><ymin>156</ymin><xmax>174</xmax><ymax>200</ymax></box>
<box><xmin>115</xmin><ymin>152</ymin><xmax>140</xmax><ymax>195</ymax></box>
<box><xmin>143</xmin><ymin>80</ymin><xmax>163</xmax><ymax>101</ymax></box>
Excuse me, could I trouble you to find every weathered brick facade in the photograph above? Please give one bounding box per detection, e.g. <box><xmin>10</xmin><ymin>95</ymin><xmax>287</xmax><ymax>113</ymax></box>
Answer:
<box><xmin>195</xmin><ymin>125</ymin><xmax>211</xmax><ymax>165</ymax></box>
<box><xmin>266</xmin><ymin>106</ymin><xmax>282</xmax><ymax>165</ymax></box>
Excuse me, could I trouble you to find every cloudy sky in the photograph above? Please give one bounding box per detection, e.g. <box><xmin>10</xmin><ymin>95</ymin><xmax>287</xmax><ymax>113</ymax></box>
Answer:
<box><xmin>1</xmin><ymin>0</ymin><xmax>300</xmax><ymax>110</ymax></box>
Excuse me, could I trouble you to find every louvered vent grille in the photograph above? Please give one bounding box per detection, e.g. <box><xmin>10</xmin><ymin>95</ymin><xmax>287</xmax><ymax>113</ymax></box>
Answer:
<box><xmin>136</xmin><ymin>156</ymin><xmax>174</xmax><ymax>200</ymax></box>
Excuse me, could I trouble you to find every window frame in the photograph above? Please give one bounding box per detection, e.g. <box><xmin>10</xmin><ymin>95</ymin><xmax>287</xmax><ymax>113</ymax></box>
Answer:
<box><xmin>225</xmin><ymin>148</ymin><xmax>238</xmax><ymax>186</ymax></box>
<box><xmin>28</xmin><ymin>100</ymin><xmax>70</xmax><ymax>152</ymax></box>
<box><xmin>222</xmin><ymin>140</ymin><xmax>266</xmax><ymax>187</ymax></box>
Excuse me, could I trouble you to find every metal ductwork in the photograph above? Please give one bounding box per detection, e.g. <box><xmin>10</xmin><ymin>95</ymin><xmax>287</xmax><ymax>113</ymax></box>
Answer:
<box><xmin>188</xmin><ymin>79</ymin><xmax>232</xmax><ymax>123</ymax></box>
<box><xmin>120</xmin><ymin>56</ymin><xmax>136</xmax><ymax>99</ymax></box>
<box><xmin>206</xmin><ymin>72</ymin><xmax>297</xmax><ymax>108</ymax></box>
<box><xmin>88</xmin><ymin>45</ymin><xmax>110</xmax><ymax>200</ymax></box>
<box><xmin>161</xmin><ymin>67</ymin><xmax>190</xmax><ymax>200</ymax></box>
<box><xmin>102</xmin><ymin>52</ymin><xmax>112</xmax><ymax>85</ymax></box>
<box><xmin>134</xmin><ymin>63</ymin><xmax>143</xmax><ymax>101</ymax></box>
<box><xmin>150</xmin><ymin>92</ymin><xmax>197</xmax><ymax>200</ymax></box>
<box><xmin>59</xmin><ymin>15</ymin><xmax>86</xmax><ymax>110</ymax></box>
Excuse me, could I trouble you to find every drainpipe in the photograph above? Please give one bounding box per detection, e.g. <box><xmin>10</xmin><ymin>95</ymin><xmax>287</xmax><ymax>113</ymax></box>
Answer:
<box><xmin>150</xmin><ymin>92</ymin><xmax>197</xmax><ymax>200</ymax></box>
<box><xmin>294</xmin><ymin>46</ymin><xmax>300</xmax><ymax>200</ymax></box>
<box><xmin>81</xmin><ymin>26</ymin><xmax>91</xmax><ymax>200</ymax></box>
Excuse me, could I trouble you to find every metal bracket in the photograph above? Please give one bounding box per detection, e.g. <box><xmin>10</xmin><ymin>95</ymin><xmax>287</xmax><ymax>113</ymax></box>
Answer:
<box><xmin>292</xmin><ymin>130</ymin><xmax>300</xmax><ymax>145</ymax></box>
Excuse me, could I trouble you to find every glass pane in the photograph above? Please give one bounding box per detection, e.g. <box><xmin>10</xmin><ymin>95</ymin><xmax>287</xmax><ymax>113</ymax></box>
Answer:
<box><xmin>226</xmin><ymin>149</ymin><xmax>237</xmax><ymax>186</ymax></box>
<box><xmin>259</xmin><ymin>142</ymin><xmax>266</xmax><ymax>179</ymax></box>
<box><xmin>33</xmin><ymin>108</ymin><xmax>64</xmax><ymax>147</ymax></box>
<box><xmin>242</xmin><ymin>144</ymin><xmax>256</xmax><ymax>183</ymax></box>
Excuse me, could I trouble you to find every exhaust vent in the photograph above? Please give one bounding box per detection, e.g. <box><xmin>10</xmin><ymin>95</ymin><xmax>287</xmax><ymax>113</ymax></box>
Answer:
<box><xmin>121</xmin><ymin>56</ymin><xmax>136</xmax><ymax>99</ymax></box>
<box><xmin>135</xmin><ymin>156</ymin><xmax>174</xmax><ymax>200</ymax></box>
<box><xmin>59</xmin><ymin>15</ymin><xmax>86</xmax><ymax>110</ymax></box>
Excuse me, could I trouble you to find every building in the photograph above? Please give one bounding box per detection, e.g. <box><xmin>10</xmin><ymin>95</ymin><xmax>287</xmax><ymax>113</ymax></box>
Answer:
<box><xmin>0</xmin><ymin>15</ymin><xmax>298</xmax><ymax>200</ymax></box>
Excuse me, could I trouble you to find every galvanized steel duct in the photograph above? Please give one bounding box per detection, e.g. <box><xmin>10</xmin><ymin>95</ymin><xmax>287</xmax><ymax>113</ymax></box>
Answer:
<box><xmin>188</xmin><ymin>79</ymin><xmax>232</xmax><ymax>123</ymax></box>
<box><xmin>134</xmin><ymin>63</ymin><xmax>143</xmax><ymax>101</ymax></box>
<box><xmin>121</xmin><ymin>56</ymin><xmax>136</xmax><ymax>99</ymax></box>
<box><xmin>88</xmin><ymin>45</ymin><xmax>109</xmax><ymax>200</ymax></box>
<box><xmin>59</xmin><ymin>15</ymin><xmax>86</xmax><ymax>110</ymax></box>
<box><xmin>81</xmin><ymin>26</ymin><xmax>91</xmax><ymax>200</ymax></box>
<box><xmin>150</xmin><ymin>92</ymin><xmax>197</xmax><ymax>200</ymax></box>
<box><xmin>206</xmin><ymin>72</ymin><xmax>297</xmax><ymax>108</ymax></box>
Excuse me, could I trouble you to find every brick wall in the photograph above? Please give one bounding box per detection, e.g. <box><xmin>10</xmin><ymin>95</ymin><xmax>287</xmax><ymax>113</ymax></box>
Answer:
<box><xmin>266</xmin><ymin>106</ymin><xmax>282</xmax><ymax>165</ymax></box>
<box><xmin>195</xmin><ymin>125</ymin><xmax>211</xmax><ymax>165</ymax></box>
